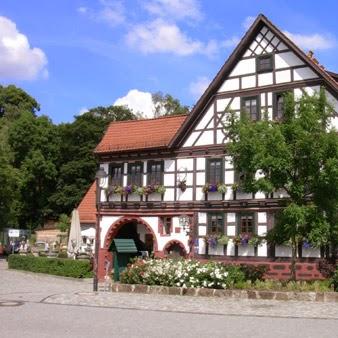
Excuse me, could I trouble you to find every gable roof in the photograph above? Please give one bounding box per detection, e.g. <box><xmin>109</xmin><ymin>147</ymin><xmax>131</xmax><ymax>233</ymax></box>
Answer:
<box><xmin>95</xmin><ymin>114</ymin><xmax>187</xmax><ymax>154</ymax></box>
<box><xmin>169</xmin><ymin>14</ymin><xmax>338</xmax><ymax>148</ymax></box>
<box><xmin>77</xmin><ymin>182</ymin><xmax>96</xmax><ymax>224</ymax></box>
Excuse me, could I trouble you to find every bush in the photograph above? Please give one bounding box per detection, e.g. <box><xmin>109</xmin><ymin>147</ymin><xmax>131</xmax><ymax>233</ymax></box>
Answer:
<box><xmin>8</xmin><ymin>254</ymin><xmax>92</xmax><ymax>278</ymax></box>
<box><xmin>239</xmin><ymin>264</ymin><xmax>267</xmax><ymax>282</ymax></box>
<box><xmin>120</xmin><ymin>258</ymin><xmax>245</xmax><ymax>289</ymax></box>
<box><xmin>332</xmin><ymin>266</ymin><xmax>338</xmax><ymax>291</ymax></box>
<box><xmin>57</xmin><ymin>251</ymin><xmax>68</xmax><ymax>259</ymax></box>
<box><xmin>318</xmin><ymin>259</ymin><xmax>336</xmax><ymax>278</ymax></box>
<box><xmin>234</xmin><ymin>279</ymin><xmax>332</xmax><ymax>292</ymax></box>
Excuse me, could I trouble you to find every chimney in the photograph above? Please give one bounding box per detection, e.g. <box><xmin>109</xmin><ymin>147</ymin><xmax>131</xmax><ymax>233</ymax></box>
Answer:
<box><xmin>307</xmin><ymin>50</ymin><xmax>314</xmax><ymax>58</ymax></box>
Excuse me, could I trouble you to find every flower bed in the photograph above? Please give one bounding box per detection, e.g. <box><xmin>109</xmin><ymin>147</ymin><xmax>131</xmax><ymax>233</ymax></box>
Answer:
<box><xmin>120</xmin><ymin>258</ymin><xmax>245</xmax><ymax>289</ymax></box>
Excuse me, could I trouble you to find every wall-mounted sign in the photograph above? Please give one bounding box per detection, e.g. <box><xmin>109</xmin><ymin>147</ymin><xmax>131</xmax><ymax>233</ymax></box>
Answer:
<box><xmin>8</xmin><ymin>229</ymin><xmax>20</xmax><ymax>237</ymax></box>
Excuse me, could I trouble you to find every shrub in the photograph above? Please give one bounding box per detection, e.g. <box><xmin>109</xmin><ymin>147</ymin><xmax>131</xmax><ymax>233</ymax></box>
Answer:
<box><xmin>120</xmin><ymin>258</ymin><xmax>245</xmax><ymax>289</ymax></box>
<box><xmin>239</xmin><ymin>264</ymin><xmax>267</xmax><ymax>282</ymax></box>
<box><xmin>8</xmin><ymin>254</ymin><xmax>92</xmax><ymax>278</ymax></box>
<box><xmin>318</xmin><ymin>259</ymin><xmax>336</xmax><ymax>278</ymax></box>
<box><xmin>332</xmin><ymin>266</ymin><xmax>338</xmax><ymax>291</ymax></box>
<box><xmin>57</xmin><ymin>251</ymin><xmax>68</xmax><ymax>259</ymax></box>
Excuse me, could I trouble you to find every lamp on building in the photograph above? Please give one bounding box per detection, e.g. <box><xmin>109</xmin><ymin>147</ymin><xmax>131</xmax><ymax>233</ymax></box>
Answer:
<box><xmin>93</xmin><ymin>167</ymin><xmax>108</xmax><ymax>292</ymax></box>
<box><xmin>179</xmin><ymin>215</ymin><xmax>191</xmax><ymax>235</ymax></box>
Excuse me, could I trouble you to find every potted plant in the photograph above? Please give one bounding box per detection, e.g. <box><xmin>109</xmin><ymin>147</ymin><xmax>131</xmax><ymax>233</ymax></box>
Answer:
<box><xmin>204</xmin><ymin>234</ymin><xmax>218</xmax><ymax>249</ymax></box>
<box><xmin>203</xmin><ymin>183</ymin><xmax>228</xmax><ymax>194</ymax></box>
<box><xmin>248</xmin><ymin>235</ymin><xmax>262</xmax><ymax>247</ymax></box>
<box><xmin>217</xmin><ymin>235</ymin><xmax>229</xmax><ymax>246</ymax></box>
<box><xmin>123</xmin><ymin>185</ymin><xmax>133</xmax><ymax>195</ymax></box>
<box><xmin>302</xmin><ymin>239</ymin><xmax>312</xmax><ymax>249</ymax></box>
<box><xmin>133</xmin><ymin>186</ymin><xmax>145</xmax><ymax>196</ymax></box>
<box><xmin>217</xmin><ymin>183</ymin><xmax>227</xmax><ymax>194</ymax></box>
<box><xmin>105</xmin><ymin>185</ymin><xmax>123</xmax><ymax>199</ymax></box>
<box><xmin>233</xmin><ymin>234</ymin><xmax>251</xmax><ymax>246</ymax></box>
<box><xmin>155</xmin><ymin>185</ymin><xmax>166</xmax><ymax>194</ymax></box>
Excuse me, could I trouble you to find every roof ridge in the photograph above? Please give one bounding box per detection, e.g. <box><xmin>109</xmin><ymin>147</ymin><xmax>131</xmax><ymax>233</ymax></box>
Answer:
<box><xmin>105</xmin><ymin>114</ymin><xmax>188</xmax><ymax>126</ymax></box>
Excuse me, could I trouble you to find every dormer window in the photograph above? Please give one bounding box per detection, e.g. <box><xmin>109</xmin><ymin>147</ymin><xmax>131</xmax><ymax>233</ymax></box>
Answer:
<box><xmin>257</xmin><ymin>54</ymin><xmax>273</xmax><ymax>73</ymax></box>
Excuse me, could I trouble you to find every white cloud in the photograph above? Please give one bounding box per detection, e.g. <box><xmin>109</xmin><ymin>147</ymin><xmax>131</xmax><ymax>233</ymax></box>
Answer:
<box><xmin>126</xmin><ymin>19</ymin><xmax>217</xmax><ymax>56</ymax></box>
<box><xmin>284</xmin><ymin>31</ymin><xmax>336</xmax><ymax>50</ymax></box>
<box><xmin>0</xmin><ymin>16</ymin><xmax>48</xmax><ymax>80</ymax></box>
<box><xmin>77</xmin><ymin>7</ymin><xmax>88</xmax><ymax>14</ymax></box>
<box><xmin>78</xmin><ymin>0</ymin><xmax>125</xmax><ymax>27</ymax></box>
<box><xmin>221</xmin><ymin>36</ymin><xmax>240</xmax><ymax>48</ymax></box>
<box><xmin>242</xmin><ymin>16</ymin><xmax>256</xmax><ymax>30</ymax></box>
<box><xmin>143</xmin><ymin>0</ymin><xmax>202</xmax><ymax>22</ymax></box>
<box><xmin>189</xmin><ymin>76</ymin><xmax>210</xmax><ymax>99</ymax></box>
<box><xmin>114</xmin><ymin>89</ymin><xmax>155</xmax><ymax>118</ymax></box>
<box><xmin>78</xmin><ymin>107</ymin><xmax>89</xmax><ymax>115</ymax></box>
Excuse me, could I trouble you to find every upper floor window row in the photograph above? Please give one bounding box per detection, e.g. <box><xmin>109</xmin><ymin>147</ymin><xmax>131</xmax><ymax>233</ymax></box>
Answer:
<box><xmin>241</xmin><ymin>91</ymin><xmax>290</xmax><ymax>122</ymax></box>
<box><xmin>109</xmin><ymin>161</ymin><xmax>164</xmax><ymax>186</ymax></box>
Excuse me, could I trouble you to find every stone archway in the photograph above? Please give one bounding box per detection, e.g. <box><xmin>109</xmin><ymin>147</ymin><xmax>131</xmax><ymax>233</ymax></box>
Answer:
<box><xmin>103</xmin><ymin>216</ymin><xmax>158</xmax><ymax>252</ymax></box>
<box><xmin>163</xmin><ymin>240</ymin><xmax>187</xmax><ymax>257</ymax></box>
<box><xmin>97</xmin><ymin>216</ymin><xmax>159</xmax><ymax>280</ymax></box>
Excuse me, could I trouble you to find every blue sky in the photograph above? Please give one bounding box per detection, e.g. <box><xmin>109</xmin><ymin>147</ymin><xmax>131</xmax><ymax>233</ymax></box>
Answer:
<box><xmin>1</xmin><ymin>0</ymin><xmax>338</xmax><ymax>123</ymax></box>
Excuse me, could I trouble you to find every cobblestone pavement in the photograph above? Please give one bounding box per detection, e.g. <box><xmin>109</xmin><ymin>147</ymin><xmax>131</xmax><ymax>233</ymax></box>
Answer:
<box><xmin>1</xmin><ymin>259</ymin><xmax>338</xmax><ymax>338</ymax></box>
<box><xmin>0</xmin><ymin>259</ymin><xmax>337</xmax><ymax>319</ymax></box>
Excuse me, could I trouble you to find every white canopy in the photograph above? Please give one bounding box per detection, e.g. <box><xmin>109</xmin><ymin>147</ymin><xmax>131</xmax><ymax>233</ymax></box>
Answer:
<box><xmin>67</xmin><ymin>209</ymin><xmax>82</xmax><ymax>257</ymax></box>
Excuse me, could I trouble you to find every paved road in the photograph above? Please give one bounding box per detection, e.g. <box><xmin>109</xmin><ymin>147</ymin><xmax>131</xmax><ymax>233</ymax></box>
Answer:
<box><xmin>0</xmin><ymin>259</ymin><xmax>337</xmax><ymax>338</ymax></box>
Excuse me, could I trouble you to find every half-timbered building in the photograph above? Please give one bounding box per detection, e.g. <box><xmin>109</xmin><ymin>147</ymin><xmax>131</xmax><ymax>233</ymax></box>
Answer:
<box><xmin>87</xmin><ymin>14</ymin><xmax>338</xmax><ymax>280</ymax></box>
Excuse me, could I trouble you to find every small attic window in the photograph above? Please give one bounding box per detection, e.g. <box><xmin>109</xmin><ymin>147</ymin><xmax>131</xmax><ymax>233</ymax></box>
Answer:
<box><xmin>257</xmin><ymin>54</ymin><xmax>273</xmax><ymax>73</ymax></box>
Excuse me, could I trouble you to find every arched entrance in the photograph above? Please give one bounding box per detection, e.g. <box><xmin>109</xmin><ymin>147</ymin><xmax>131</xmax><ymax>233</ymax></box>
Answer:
<box><xmin>103</xmin><ymin>216</ymin><xmax>158</xmax><ymax>253</ymax></box>
<box><xmin>98</xmin><ymin>217</ymin><xmax>158</xmax><ymax>280</ymax></box>
<box><xmin>163</xmin><ymin>240</ymin><xmax>187</xmax><ymax>258</ymax></box>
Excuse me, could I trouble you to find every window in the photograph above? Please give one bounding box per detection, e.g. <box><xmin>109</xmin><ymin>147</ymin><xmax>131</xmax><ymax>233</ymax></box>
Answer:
<box><xmin>161</xmin><ymin>217</ymin><xmax>172</xmax><ymax>235</ymax></box>
<box><xmin>242</xmin><ymin>96</ymin><xmax>260</xmax><ymax>121</ymax></box>
<box><xmin>147</xmin><ymin>161</ymin><xmax>163</xmax><ymax>185</ymax></box>
<box><xmin>273</xmin><ymin>92</ymin><xmax>290</xmax><ymax>120</ymax></box>
<box><xmin>128</xmin><ymin>162</ymin><xmax>143</xmax><ymax>186</ymax></box>
<box><xmin>208</xmin><ymin>214</ymin><xmax>224</xmax><ymax>234</ymax></box>
<box><xmin>109</xmin><ymin>164</ymin><xmax>123</xmax><ymax>186</ymax></box>
<box><xmin>206</xmin><ymin>158</ymin><xmax>224</xmax><ymax>184</ymax></box>
<box><xmin>257</xmin><ymin>54</ymin><xmax>273</xmax><ymax>73</ymax></box>
<box><xmin>239</xmin><ymin>214</ymin><xmax>254</xmax><ymax>235</ymax></box>
<box><xmin>234</xmin><ymin>170</ymin><xmax>246</xmax><ymax>193</ymax></box>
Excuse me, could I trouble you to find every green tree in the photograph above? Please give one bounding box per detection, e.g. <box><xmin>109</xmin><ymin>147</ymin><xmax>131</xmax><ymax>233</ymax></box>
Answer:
<box><xmin>226</xmin><ymin>89</ymin><xmax>338</xmax><ymax>280</ymax></box>
<box><xmin>86</xmin><ymin>104</ymin><xmax>136</xmax><ymax>122</ymax></box>
<box><xmin>0</xmin><ymin>85</ymin><xmax>39</xmax><ymax>120</ymax></box>
<box><xmin>152</xmin><ymin>92</ymin><xmax>189</xmax><ymax>117</ymax></box>
<box><xmin>56</xmin><ymin>213</ymin><xmax>70</xmax><ymax>233</ymax></box>
<box><xmin>0</xmin><ymin>122</ymin><xmax>20</xmax><ymax>229</ymax></box>
<box><xmin>313</xmin><ymin>136</ymin><xmax>338</xmax><ymax>260</ymax></box>
<box><xmin>49</xmin><ymin>106</ymin><xmax>136</xmax><ymax>216</ymax></box>
<box><xmin>8</xmin><ymin>112</ymin><xmax>60</xmax><ymax>229</ymax></box>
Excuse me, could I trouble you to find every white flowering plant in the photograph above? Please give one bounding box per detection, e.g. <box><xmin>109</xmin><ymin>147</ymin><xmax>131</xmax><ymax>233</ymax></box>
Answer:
<box><xmin>120</xmin><ymin>258</ymin><xmax>245</xmax><ymax>289</ymax></box>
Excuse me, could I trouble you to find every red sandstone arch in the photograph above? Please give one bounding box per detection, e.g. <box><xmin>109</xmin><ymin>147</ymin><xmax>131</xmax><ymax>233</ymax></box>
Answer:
<box><xmin>163</xmin><ymin>240</ymin><xmax>187</xmax><ymax>257</ymax></box>
<box><xmin>103</xmin><ymin>216</ymin><xmax>158</xmax><ymax>251</ymax></box>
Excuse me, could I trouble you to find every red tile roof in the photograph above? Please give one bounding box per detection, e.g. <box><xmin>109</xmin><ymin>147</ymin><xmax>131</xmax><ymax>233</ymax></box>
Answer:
<box><xmin>95</xmin><ymin>114</ymin><xmax>187</xmax><ymax>153</ymax></box>
<box><xmin>77</xmin><ymin>182</ymin><xmax>96</xmax><ymax>224</ymax></box>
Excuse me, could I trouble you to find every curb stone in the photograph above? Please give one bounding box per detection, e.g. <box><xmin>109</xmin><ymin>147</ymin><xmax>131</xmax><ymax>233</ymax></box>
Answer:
<box><xmin>111</xmin><ymin>283</ymin><xmax>338</xmax><ymax>303</ymax></box>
